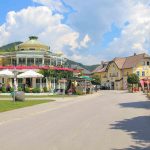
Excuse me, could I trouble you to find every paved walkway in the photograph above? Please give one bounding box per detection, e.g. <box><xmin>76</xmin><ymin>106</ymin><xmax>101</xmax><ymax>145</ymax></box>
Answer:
<box><xmin>0</xmin><ymin>91</ymin><xmax>149</xmax><ymax>150</ymax></box>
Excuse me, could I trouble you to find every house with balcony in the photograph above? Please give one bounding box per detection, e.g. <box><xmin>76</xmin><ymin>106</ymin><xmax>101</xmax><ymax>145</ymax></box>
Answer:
<box><xmin>93</xmin><ymin>53</ymin><xmax>150</xmax><ymax>90</ymax></box>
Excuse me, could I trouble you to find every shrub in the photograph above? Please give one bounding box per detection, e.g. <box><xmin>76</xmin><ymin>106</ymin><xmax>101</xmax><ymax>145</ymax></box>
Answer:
<box><xmin>43</xmin><ymin>87</ymin><xmax>48</xmax><ymax>92</ymax></box>
<box><xmin>2</xmin><ymin>86</ymin><xmax>6</xmax><ymax>93</ymax></box>
<box><xmin>25</xmin><ymin>87</ymin><xmax>30</xmax><ymax>93</ymax></box>
<box><xmin>18</xmin><ymin>87</ymin><xmax>22</xmax><ymax>91</ymax></box>
<box><xmin>76</xmin><ymin>90</ymin><xmax>83</xmax><ymax>95</ymax></box>
<box><xmin>32</xmin><ymin>88</ymin><xmax>41</xmax><ymax>93</ymax></box>
<box><xmin>32</xmin><ymin>88</ymin><xmax>36</xmax><ymax>93</ymax></box>
<box><xmin>10</xmin><ymin>87</ymin><xmax>14</xmax><ymax>92</ymax></box>
<box><xmin>36</xmin><ymin>88</ymin><xmax>41</xmax><ymax>93</ymax></box>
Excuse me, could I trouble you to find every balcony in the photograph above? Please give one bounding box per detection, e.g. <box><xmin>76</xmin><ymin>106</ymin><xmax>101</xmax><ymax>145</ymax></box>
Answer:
<box><xmin>110</xmin><ymin>74</ymin><xmax>118</xmax><ymax>77</ymax></box>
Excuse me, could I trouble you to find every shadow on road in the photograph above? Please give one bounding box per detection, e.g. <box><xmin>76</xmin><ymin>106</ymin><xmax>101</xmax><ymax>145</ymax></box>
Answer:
<box><xmin>119</xmin><ymin>101</ymin><xmax>150</xmax><ymax>109</ymax></box>
<box><xmin>111</xmin><ymin>116</ymin><xmax>150</xmax><ymax>150</ymax></box>
<box><xmin>113</xmin><ymin>145</ymin><xmax>150</xmax><ymax>150</ymax></box>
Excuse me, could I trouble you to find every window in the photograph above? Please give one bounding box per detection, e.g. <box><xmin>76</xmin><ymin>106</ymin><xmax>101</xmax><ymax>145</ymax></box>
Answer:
<box><xmin>2</xmin><ymin>78</ymin><xmax>4</xmax><ymax>84</ymax></box>
<box><xmin>12</xmin><ymin>58</ymin><xmax>16</xmax><ymax>66</ymax></box>
<box><xmin>117</xmin><ymin>72</ymin><xmax>118</xmax><ymax>76</ymax></box>
<box><xmin>44</xmin><ymin>59</ymin><xmax>50</xmax><ymax>65</ymax></box>
<box><xmin>35</xmin><ymin>58</ymin><xmax>42</xmax><ymax>66</ymax></box>
<box><xmin>18</xmin><ymin>79</ymin><xmax>23</xmax><ymax>87</ymax></box>
<box><xmin>19</xmin><ymin>58</ymin><xmax>26</xmax><ymax>65</ymax></box>
<box><xmin>137</xmin><ymin>71</ymin><xmax>140</xmax><ymax>76</ymax></box>
<box><xmin>27</xmin><ymin>58</ymin><xmax>34</xmax><ymax>66</ymax></box>
<box><xmin>29</xmin><ymin>48</ymin><xmax>35</xmax><ymax>51</ymax></box>
<box><xmin>142</xmin><ymin>71</ymin><xmax>145</xmax><ymax>76</ymax></box>
<box><xmin>147</xmin><ymin>61</ymin><xmax>149</xmax><ymax>66</ymax></box>
<box><xmin>127</xmin><ymin>72</ymin><xmax>129</xmax><ymax>76</ymax></box>
<box><xmin>56</xmin><ymin>58</ymin><xmax>62</xmax><ymax>66</ymax></box>
<box><xmin>36</xmin><ymin>79</ymin><xmax>40</xmax><ymax>88</ymax></box>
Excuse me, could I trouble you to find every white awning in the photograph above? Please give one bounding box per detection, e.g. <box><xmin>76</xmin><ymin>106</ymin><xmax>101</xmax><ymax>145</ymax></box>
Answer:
<box><xmin>0</xmin><ymin>69</ymin><xmax>14</xmax><ymax>77</ymax></box>
<box><xmin>17</xmin><ymin>70</ymin><xmax>44</xmax><ymax>78</ymax></box>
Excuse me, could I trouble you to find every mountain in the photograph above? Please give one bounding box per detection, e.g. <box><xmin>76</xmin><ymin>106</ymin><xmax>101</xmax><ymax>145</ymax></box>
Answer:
<box><xmin>66</xmin><ymin>59</ymin><xmax>99</xmax><ymax>72</ymax></box>
<box><xmin>0</xmin><ymin>42</ymin><xmax>99</xmax><ymax>71</ymax></box>
<box><xmin>0</xmin><ymin>42</ymin><xmax>22</xmax><ymax>52</ymax></box>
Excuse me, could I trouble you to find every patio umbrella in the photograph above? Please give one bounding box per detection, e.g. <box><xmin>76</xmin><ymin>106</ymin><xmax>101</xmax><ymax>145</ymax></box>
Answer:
<box><xmin>80</xmin><ymin>76</ymin><xmax>93</xmax><ymax>81</ymax></box>
<box><xmin>17</xmin><ymin>70</ymin><xmax>44</xmax><ymax>91</ymax></box>
<box><xmin>0</xmin><ymin>69</ymin><xmax>14</xmax><ymax>77</ymax></box>
<box><xmin>17</xmin><ymin>70</ymin><xmax>43</xmax><ymax>78</ymax></box>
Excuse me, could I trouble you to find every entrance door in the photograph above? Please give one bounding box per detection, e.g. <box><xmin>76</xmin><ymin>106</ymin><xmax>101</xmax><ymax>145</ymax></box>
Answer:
<box><xmin>111</xmin><ymin>82</ymin><xmax>114</xmax><ymax>90</ymax></box>
<box><xmin>26</xmin><ymin>78</ymin><xmax>32</xmax><ymax>87</ymax></box>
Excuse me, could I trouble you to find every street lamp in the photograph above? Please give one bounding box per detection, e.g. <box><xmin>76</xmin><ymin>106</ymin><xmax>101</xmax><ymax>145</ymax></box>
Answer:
<box><xmin>13</xmin><ymin>68</ymin><xmax>18</xmax><ymax>102</ymax></box>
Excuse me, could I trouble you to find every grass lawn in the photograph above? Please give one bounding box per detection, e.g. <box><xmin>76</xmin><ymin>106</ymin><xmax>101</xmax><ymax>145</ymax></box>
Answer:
<box><xmin>0</xmin><ymin>95</ymin><xmax>77</xmax><ymax>99</ymax></box>
<box><xmin>0</xmin><ymin>100</ymin><xmax>54</xmax><ymax>112</ymax></box>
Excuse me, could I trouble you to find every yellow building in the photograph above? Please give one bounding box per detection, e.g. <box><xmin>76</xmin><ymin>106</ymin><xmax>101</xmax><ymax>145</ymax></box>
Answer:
<box><xmin>92</xmin><ymin>61</ymin><xmax>108</xmax><ymax>87</ymax></box>
<box><xmin>0</xmin><ymin>36</ymin><xmax>67</xmax><ymax>90</ymax></box>
<box><xmin>93</xmin><ymin>53</ymin><xmax>150</xmax><ymax>90</ymax></box>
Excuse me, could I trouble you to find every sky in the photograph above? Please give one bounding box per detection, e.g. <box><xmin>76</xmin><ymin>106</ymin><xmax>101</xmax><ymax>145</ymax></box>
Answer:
<box><xmin>0</xmin><ymin>0</ymin><xmax>150</xmax><ymax>65</ymax></box>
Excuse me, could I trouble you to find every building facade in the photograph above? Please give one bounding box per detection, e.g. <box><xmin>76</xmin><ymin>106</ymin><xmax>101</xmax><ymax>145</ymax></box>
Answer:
<box><xmin>0</xmin><ymin>36</ymin><xmax>71</xmax><ymax>90</ymax></box>
<box><xmin>93</xmin><ymin>53</ymin><xmax>150</xmax><ymax>90</ymax></box>
<box><xmin>0</xmin><ymin>36</ymin><xmax>66</xmax><ymax>67</ymax></box>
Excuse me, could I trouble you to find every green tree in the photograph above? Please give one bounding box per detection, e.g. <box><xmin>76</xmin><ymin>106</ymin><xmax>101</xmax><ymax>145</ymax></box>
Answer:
<box><xmin>127</xmin><ymin>73</ymin><xmax>139</xmax><ymax>92</ymax></box>
<box><xmin>92</xmin><ymin>75</ymin><xmax>101</xmax><ymax>84</ymax></box>
<box><xmin>39</xmin><ymin>69</ymin><xmax>52</xmax><ymax>90</ymax></box>
<box><xmin>39</xmin><ymin>69</ymin><xmax>73</xmax><ymax>89</ymax></box>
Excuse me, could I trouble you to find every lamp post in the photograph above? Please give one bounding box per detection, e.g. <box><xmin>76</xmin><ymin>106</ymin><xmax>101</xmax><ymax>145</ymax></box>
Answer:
<box><xmin>85</xmin><ymin>79</ymin><xmax>86</xmax><ymax>95</ymax></box>
<box><xmin>13</xmin><ymin>68</ymin><xmax>18</xmax><ymax>102</ymax></box>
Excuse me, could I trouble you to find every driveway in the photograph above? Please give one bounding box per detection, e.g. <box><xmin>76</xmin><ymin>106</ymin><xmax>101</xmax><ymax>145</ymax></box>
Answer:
<box><xmin>0</xmin><ymin>91</ymin><xmax>149</xmax><ymax>150</ymax></box>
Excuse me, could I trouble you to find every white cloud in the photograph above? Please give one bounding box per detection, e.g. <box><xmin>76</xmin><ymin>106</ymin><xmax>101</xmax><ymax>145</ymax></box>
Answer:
<box><xmin>107</xmin><ymin>2</ymin><xmax>150</xmax><ymax>56</ymax></box>
<box><xmin>80</xmin><ymin>34</ymin><xmax>91</xmax><ymax>48</ymax></box>
<box><xmin>33</xmin><ymin>0</ymin><xmax>66</xmax><ymax>13</ymax></box>
<box><xmin>1</xmin><ymin>0</ymin><xmax>150</xmax><ymax>65</ymax></box>
<box><xmin>64</xmin><ymin>0</ymin><xmax>132</xmax><ymax>40</ymax></box>
<box><xmin>0</xmin><ymin>6</ymin><xmax>90</xmax><ymax>54</ymax></box>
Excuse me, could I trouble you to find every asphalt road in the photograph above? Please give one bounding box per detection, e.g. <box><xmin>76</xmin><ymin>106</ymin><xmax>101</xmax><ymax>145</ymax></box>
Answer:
<box><xmin>0</xmin><ymin>91</ymin><xmax>149</xmax><ymax>150</ymax></box>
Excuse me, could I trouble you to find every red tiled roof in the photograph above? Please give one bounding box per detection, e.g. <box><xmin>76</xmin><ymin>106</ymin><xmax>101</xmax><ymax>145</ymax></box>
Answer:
<box><xmin>92</xmin><ymin>64</ymin><xmax>108</xmax><ymax>73</ymax></box>
<box><xmin>122</xmin><ymin>53</ymin><xmax>147</xmax><ymax>69</ymax></box>
<box><xmin>113</xmin><ymin>57</ymin><xmax>126</xmax><ymax>69</ymax></box>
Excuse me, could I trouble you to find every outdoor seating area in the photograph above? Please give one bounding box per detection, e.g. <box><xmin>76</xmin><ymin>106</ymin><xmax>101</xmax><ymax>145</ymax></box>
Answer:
<box><xmin>0</xmin><ymin>69</ymin><xmax>95</xmax><ymax>96</ymax></box>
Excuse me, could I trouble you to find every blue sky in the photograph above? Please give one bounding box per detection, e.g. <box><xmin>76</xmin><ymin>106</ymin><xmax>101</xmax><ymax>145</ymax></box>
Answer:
<box><xmin>0</xmin><ymin>0</ymin><xmax>150</xmax><ymax>65</ymax></box>
<box><xmin>0</xmin><ymin>0</ymin><xmax>38</xmax><ymax>24</ymax></box>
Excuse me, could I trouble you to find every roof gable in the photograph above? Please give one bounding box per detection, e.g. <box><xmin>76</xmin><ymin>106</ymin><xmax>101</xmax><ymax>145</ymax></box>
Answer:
<box><xmin>122</xmin><ymin>53</ymin><xmax>147</xmax><ymax>69</ymax></box>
